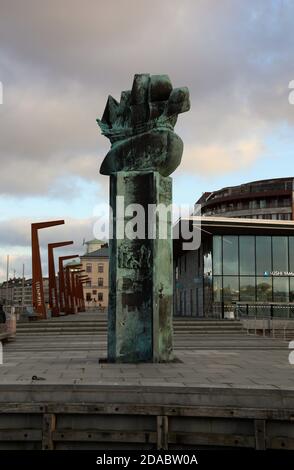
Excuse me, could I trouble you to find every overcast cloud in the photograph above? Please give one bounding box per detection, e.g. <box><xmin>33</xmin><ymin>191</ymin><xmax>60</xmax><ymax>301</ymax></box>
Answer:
<box><xmin>0</xmin><ymin>0</ymin><xmax>294</xmax><ymax>278</ymax></box>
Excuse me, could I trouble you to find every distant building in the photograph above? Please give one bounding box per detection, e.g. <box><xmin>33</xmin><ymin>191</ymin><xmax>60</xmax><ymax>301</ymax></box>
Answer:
<box><xmin>0</xmin><ymin>277</ymin><xmax>49</xmax><ymax>307</ymax></box>
<box><xmin>80</xmin><ymin>240</ymin><xmax>109</xmax><ymax>309</ymax></box>
<box><xmin>83</xmin><ymin>238</ymin><xmax>106</xmax><ymax>254</ymax></box>
<box><xmin>196</xmin><ymin>177</ymin><xmax>294</xmax><ymax>220</ymax></box>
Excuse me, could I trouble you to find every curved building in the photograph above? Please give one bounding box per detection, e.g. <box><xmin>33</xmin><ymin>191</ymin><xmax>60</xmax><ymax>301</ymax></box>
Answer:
<box><xmin>196</xmin><ymin>177</ymin><xmax>294</xmax><ymax>220</ymax></box>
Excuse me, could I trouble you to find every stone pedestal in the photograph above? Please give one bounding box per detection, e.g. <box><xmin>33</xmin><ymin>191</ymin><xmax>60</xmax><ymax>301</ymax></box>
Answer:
<box><xmin>108</xmin><ymin>171</ymin><xmax>173</xmax><ymax>362</ymax></box>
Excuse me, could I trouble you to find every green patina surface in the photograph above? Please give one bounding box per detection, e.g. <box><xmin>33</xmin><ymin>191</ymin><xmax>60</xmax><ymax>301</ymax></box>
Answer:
<box><xmin>97</xmin><ymin>74</ymin><xmax>190</xmax><ymax>362</ymax></box>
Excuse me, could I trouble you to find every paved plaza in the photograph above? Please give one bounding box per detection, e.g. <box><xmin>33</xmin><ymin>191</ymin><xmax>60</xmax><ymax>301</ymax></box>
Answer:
<box><xmin>1</xmin><ymin>313</ymin><xmax>293</xmax><ymax>390</ymax></box>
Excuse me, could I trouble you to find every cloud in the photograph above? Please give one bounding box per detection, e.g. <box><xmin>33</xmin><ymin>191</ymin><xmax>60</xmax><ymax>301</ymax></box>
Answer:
<box><xmin>181</xmin><ymin>138</ymin><xmax>265</xmax><ymax>175</ymax></box>
<box><xmin>0</xmin><ymin>0</ymin><xmax>293</xmax><ymax>199</ymax></box>
<box><xmin>0</xmin><ymin>216</ymin><xmax>96</xmax><ymax>248</ymax></box>
<box><xmin>0</xmin><ymin>216</ymin><xmax>100</xmax><ymax>280</ymax></box>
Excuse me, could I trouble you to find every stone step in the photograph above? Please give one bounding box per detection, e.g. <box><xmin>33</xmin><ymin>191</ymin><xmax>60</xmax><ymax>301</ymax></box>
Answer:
<box><xmin>13</xmin><ymin>332</ymin><xmax>250</xmax><ymax>338</ymax></box>
<box><xmin>17</xmin><ymin>323</ymin><xmax>242</xmax><ymax>329</ymax></box>
<box><xmin>15</xmin><ymin>328</ymin><xmax>245</xmax><ymax>336</ymax></box>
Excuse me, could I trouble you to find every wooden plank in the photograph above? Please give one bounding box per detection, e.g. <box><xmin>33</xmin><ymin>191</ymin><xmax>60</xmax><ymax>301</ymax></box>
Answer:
<box><xmin>42</xmin><ymin>413</ymin><xmax>56</xmax><ymax>450</ymax></box>
<box><xmin>0</xmin><ymin>403</ymin><xmax>293</xmax><ymax>421</ymax></box>
<box><xmin>0</xmin><ymin>403</ymin><xmax>47</xmax><ymax>413</ymax></box>
<box><xmin>254</xmin><ymin>419</ymin><xmax>266</xmax><ymax>450</ymax></box>
<box><xmin>270</xmin><ymin>437</ymin><xmax>294</xmax><ymax>450</ymax></box>
<box><xmin>0</xmin><ymin>429</ymin><xmax>41</xmax><ymax>441</ymax></box>
<box><xmin>157</xmin><ymin>415</ymin><xmax>168</xmax><ymax>450</ymax></box>
<box><xmin>0</xmin><ymin>403</ymin><xmax>289</xmax><ymax>421</ymax></box>
<box><xmin>53</xmin><ymin>430</ymin><xmax>156</xmax><ymax>444</ymax></box>
<box><xmin>169</xmin><ymin>432</ymin><xmax>255</xmax><ymax>448</ymax></box>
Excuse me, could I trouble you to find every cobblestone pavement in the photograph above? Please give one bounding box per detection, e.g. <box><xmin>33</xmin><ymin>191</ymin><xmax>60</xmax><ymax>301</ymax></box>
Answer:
<box><xmin>1</xmin><ymin>314</ymin><xmax>293</xmax><ymax>390</ymax></box>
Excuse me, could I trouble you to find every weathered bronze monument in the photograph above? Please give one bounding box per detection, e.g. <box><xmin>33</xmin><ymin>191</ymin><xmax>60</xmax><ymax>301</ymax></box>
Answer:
<box><xmin>98</xmin><ymin>74</ymin><xmax>190</xmax><ymax>362</ymax></box>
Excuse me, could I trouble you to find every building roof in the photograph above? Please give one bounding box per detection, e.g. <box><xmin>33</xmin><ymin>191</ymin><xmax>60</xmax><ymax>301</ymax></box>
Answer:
<box><xmin>185</xmin><ymin>215</ymin><xmax>294</xmax><ymax>227</ymax></box>
<box><xmin>84</xmin><ymin>238</ymin><xmax>105</xmax><ymax>245</ymax></box>
<box><xmin>196</xmin><ymin>177</ymin><xmax>294</xmax><ymax>205</ymax></box>
<box><xmin>80</xmin><ymin>246</ymin><xmax>109</xmax><ymax>259</ymax></box>
<box><xmin>65</xmin><ymin>259</ymin><xmax>81</xmax><ymax>266</ymax></box>
<box><xmin>173</xmin><ymin>216</ymin><xmax>294</xmax><ymax>255</ymax></box>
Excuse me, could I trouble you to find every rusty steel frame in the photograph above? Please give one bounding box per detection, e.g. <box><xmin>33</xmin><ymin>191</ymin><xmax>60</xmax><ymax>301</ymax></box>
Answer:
<box><xmin>69</xmin><ymin>268</ymin><xmax>84</xmax><ymax>313</ymax></box>
<box><xmin>48</xmin><ymin>241</ymin><xmax>73</xmax><ymax>317</ymax></box>
<box><xmin>65</xmin><ymin>264</ymin><xmax>81</xmax><ymax>315</ymax></box>
<box><xmin>78</xmin><ymin>276</ymin><xmax>89</xmax><ymax>312</ymax></box>
<box><xmin>31</xmin><ymin>220</ymin><xmax>64</xmax><ymax>319</ymax></box>
<box><xmin>58</xmin><ymin>255</ymin><xmax>79</xmax><ymax>315</ymax></box>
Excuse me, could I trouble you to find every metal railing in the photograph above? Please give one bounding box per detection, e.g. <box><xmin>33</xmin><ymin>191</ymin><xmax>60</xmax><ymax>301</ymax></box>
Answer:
<box><xmin>235</xmin><ymin>302</ymin><xmax>294</xmax><ymax>319</ymax></box>
<box><xmin>235</xmin><ymin>302</ymin><xmax>294</xmax><ymax>340</ymax></box>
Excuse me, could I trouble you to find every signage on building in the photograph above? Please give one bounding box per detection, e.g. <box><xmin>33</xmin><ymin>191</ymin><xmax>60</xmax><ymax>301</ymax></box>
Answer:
<box><xmin>264</xmin><ymin>271</ymin><xmax>294</xmax><ymax>277</ymax></box>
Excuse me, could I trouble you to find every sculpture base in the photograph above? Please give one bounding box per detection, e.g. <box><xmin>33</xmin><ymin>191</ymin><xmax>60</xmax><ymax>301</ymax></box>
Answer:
<box><xmin>108</xmin><ymin>171</ymin><xmax>173</xmax><ymax>363</ymax></box>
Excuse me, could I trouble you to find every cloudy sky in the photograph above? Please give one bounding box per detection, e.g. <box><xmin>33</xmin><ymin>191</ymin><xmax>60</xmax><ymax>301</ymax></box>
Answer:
<box><xmin>0</xmin><ymin>0</ymin><xmax>294</xmax><ymax>280</ymax></box>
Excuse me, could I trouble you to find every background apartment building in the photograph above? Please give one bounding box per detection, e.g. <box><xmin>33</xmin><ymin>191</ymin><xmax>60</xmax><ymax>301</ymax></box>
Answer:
<box><xmin>0</xmin><ymin>277</ymin><xmax>49</xmax><ymax>308</ymax></box>
<box><xmin>80</xmin><ymin>239</ymin><xmax>109</xmax><ymax>310</ymax></box>
<box><xmin>196</xmin><ymin>177</ymin><xmax>294</xmax><ymax>220</ymax></box>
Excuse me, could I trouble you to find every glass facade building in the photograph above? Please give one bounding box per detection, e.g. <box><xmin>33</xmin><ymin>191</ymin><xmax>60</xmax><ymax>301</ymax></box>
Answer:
<box><xmin>202</xmin><ymin>235</ymin><xmax>294</xmax><ymax>317</ymax></box>
<box><xmin>174</xmin><ymin>217</ymin><xmax>294</xmax><ymax>318</ymax></box>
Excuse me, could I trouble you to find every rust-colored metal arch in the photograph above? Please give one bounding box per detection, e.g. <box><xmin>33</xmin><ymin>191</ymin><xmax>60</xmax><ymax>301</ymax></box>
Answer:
<box><xmin>58</xmin><ymin>255</ymin><xmax>79</xmax><ymax>314</ymax></box>
<box><xmin>31</xmin><ymin>220</ymin><xmax>64</xmax><ymax>319</ymax></box>
<box><xmin>48</xmin><ymin>241</ymin><xmax>73</xmax><ymax>316</ymax></box>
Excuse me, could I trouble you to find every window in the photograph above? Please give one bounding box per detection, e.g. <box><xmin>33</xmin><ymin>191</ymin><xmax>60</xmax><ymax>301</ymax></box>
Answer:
<box><xmin>272</xmin><ymin>236</ymin><xmax>288</xmax><ymax>272</ymax></box>
<box><xmin>213</xmin><ymin>236</ymin><xmax>222</xmax><ymax>275</ymax></box>
<box><xmin>223</xmin><ymin>236</ymin><xmax>238</xmax><ymax>275</ymax></box>
<box><xmin>260</xmin><ymin>199</ymin><xmax>267</xmax><ymax>209</ymax></box>
<box><xmin>256</xmin><ymin>277</ymin><xmax>272</xmax><ymax>302</ymax></box>
<box><xmin>223</xmin><ymin>276</ymin><xmax>239</xmax><ymax>302</ymax></box>
<box><xmin>195</xmin><ymin>288</ymin><xmax>199</xmax><ymax>316</ymax></box>
<box><xmin>98</xmin><ymin>278</ymin><xmax>103</xmax><ymax>287</ymax></box>
<box><xmin>240</xmin><ymin>277</ymin><xmax>255</xmax><ymax>301</ymax></box>
<box><xmin>273</xmin><ymin>277</ymin><xmax>289</xmax><ymax>302</ymax></box>
<box><xmin>92</xmin><ymin>290</ymin><xmax>97</xmax><ymax>295</ymax></box>
<box><xmin>203</xmin><ymin>240</ymin><xmax>212</xmax><ymax>276</ymax></box>
<box><xmin>86</xmin><ymin>281</ymin><xmax>91</xmax><ymax>287</ymax></box>
<box><xmin>239</xmin><ymin>236</ymin><xmax>255</xmax><ymax>275</ymax></box>
<box><xmin>250</xmin><ymin>200</ymin><xmax>259</xmax><ymax>209</ymax></box>
<box><xmin>86</xmin><ymin>264</ymin><xmax>92</xmax><ymax>273</ymax></box>
<box><xmin>213</xmin><ymin>276</ymin><xmax>222</xmax><ymax>302</ymax></box>
<box><xmin>86</xmin><ymin>293</ymin><xmax>91</xmax><ymax>301</ymax></box>
<box><xmin>290</xmin><ymin>278</ymin><xmax>294</xmax><ymax>302</ymax></box>
<box><xmin>210</xmin><ymin>235</ymin><xmax>294</xmax><ymax>309</ymax></box>
<box><xmin>98</xmin><ymin>264</ymin><xmax>104</xmax><ymax>273</ymax></box>
<box><xmin>290</xmin><ymin>237</ymin><xmax>294</xmax><ymax>272</ymax></box>
<box><xmin>256</xmin><ymin>236</ymin><xmax>272</xmax><ymax>275</ymax></box>
<box><xmin>98</xmin><ymin>292</ymin><xmax>103</xmax><ymax>302</ymax></box>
